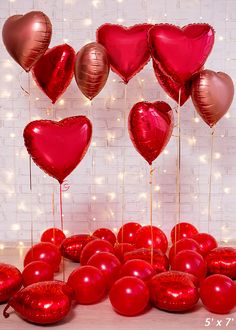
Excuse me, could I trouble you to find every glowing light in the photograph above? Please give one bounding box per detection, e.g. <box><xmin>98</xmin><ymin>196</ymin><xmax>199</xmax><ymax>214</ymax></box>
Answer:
<box><xmin>3</xmin><ymin>60</ymin><xmax>13</xmax><ymax>68</ymax></box>
<box><xmin>226</xmin><ymin>58</ymin><xmax>231</xmax><ymax>61</ymax></box>
<box><xmin>5</xmin><ymin>74</ymin><xmax>13</xmax><ymax>82</ymax></box>
<box><xmin>92</xmin><ymin>217</ymin><xmax>96</xmax><ymax>221</ymax></box>
<box><xmin>199</xmin><ymin>154</ymin><xmax>207</xmax><ymax>164</ymax></box>
<box><xmin>139</xmin><ymin>192</ymin><xmax>147</xmax><ymax>200</ymax></box>
<box><xmin>92</xmin><ymin>0</ymin><xmax>101</xmax><ymax>8</ymax></box>
<box><xmin>63</xmin><ymin>38</ymin><xmax>69</xmax><ymax>43</ymax></box>
<box><xmin>107</xmin><ymin>132</ymin><xmax>115</xmax><ymax>141</ymax></box>
<box><xmin>59</xmin><ymin>99</ymin><xmax>65</xmax><ymax>105</ymax></box>
<box><xmin>84</xmin><ymin>18</ymin><xmax>92</xmax><ymax>26</ymax></box>
<box><xmin>214</xmin><ymin>152</ymin><xmax>221</xmax><ymax>159</ymax></box>
<box><xmin>6</xmin><ymin>112</ymin><xmax>13</xmax><ymax>119</ymax></box>
<box><xmin>84</xmin><ymin>99</ymin><xmax>92</xmax><ymax>106</ymax></box>
<box><xmin>224</xmin><ymin>187</ymin><xmax>230</xmax><ymax>194</ymax></box>
<box><xmin>188</xmin><ymin>136</ymin><xmax>197</xmax><ymax>146</ymax></box>
<box><xmin>113</xmin><ymin>227</ymin><xmax>118</xmax><ymax>233</ymax></box>
<box><xmin>199</xmin><ymin>16</ymin><xmax>203</xmax><ymax>20</ymax></box>
<box><xmin>154</xmin><ymin>185</ymin><xmax>160</xmax><ymax>192</ymax></box>
<box><xmin>63</xmin><ymin>230</ymin><xmax>70</xmax><ymax>235</ymax></box>
<box><xmin>194</xmin><ymin>117</ymin><xmax>200</xmax><ymax>123</ymax></box>
<box><xmin>92</xmin><ymin>195</ymin><xmax>97</xmax><ymax>200</ymax></box>
<box><xmin>18</xmin><ymin>241</ymin><xmax>24</xmax><ymax>247</ymax></box>
<box><xmin>6</xmin><ymin>170</ymin><xmax>14</xmax><ymax>181</ymax></box>
<box><xmin>11</xmin><ymin>224</ymin><xmax>21</xmax><ymax>231</ymax></box>
<box><xmin>17</xmin><ymin>202</ymin><xmax>26</xmax><ymax>211</ymax></box>
<box><xmin>225</xmin><ymin>112</ymin><xmax>231</xmax><ymax>118</ymax></box>
<box><xmin>164</xmin><ymin>13</ymin><xmax>167</xmax><ymax>17</ymax></box>
<box><xmin>64</xmin><ymin>192</ymin><xmax>71</xmax><ymax>199</ymax></box>
<box><xmin>112</xmin><ymin>79</ymin><xmax>116</xmax><ymax>82</ymax></box>
<box><xmin>35</xmin><ymin>97</ymin><xmax>39</xmax><ymax>101</ymax></box>
<box><xmin>1</xmin><ymin>90</ymin><xmax>11</xmax><ymax>98</ymax></box>
<box><xmin>218</xmin><ymin>36</ymin><xmax>224</xmax><ymax>41</ymax></box>
<box><xmin>33</xmin><ymin>22</ymin><xmax>41</xmax><ymax>31</ymax></box>
<box><xmin>117</xmin><ymin>18</ymin><xmax>124</xmax><ymax>23</ymax></box>
<box><xmin>0</xmin><ymin>244</ymin><xmax>5</xmax><ymax>250</ymax></box>
<box><xmin>163</xmin><ymin>169</ymin><xmax>167</xmax><ymax>173</ymax></box>
<box><xmin>214</xmin><ymin>172</ymin><xmax>221</xmax><ymax>180</ymax></box>
<box><xmin>163</xmin><ymin>149</ymin><xmax>169</xmax><ymax>155</ymax></box>
<box><xmin>117</xmin><ymin>0</ymin><xmax>123</xmax><ymax>2</ymax></box>
<box><xmin>10</xmin><ymin>133</ymin><xmax>15</xmax><ymax>138</ymax></box>
<box><xmin>92</xmin><ymin>141</ymin><xmax>97</xmax><ymax>147</ymax></box>
<box><xmin>117</xmin><ymin>118</ymin><xmax>121</xmax><ymax>122</ymax></box>
<box><xmin>108</xmin><ymin>192</ymin><xmax>116</xmax><ymax>200</ymax></box>
<box><xmin>95</xmin><ymin>176</ymin><xmax>104</xmax><ymax>185</ymax></box>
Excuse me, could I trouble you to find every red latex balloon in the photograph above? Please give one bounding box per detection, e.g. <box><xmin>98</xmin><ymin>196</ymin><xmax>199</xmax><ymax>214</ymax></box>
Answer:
<box><xmin>23</xmin><ymin>116</ymin><xmax>92</xmax><ymax>184</ymax></box>
<box><xmin>153</xmin><ymin>60</ymin><xmax>191</xmax><ymax>105</ymax></box>
<box><xmin>200</xmin><ymin>274</ymin><xmax>236</xmax><ymax>314</ymax></box>
<box><xmin>193</xmin><ymin>233</ymin><xmax>218</xmax><ymax>256</ymax></box>
<box><xmin>206</xmin><ymin>247</ymin><xmax>236</xmax><ymax>279</ymax></box>
<box><xmin>170</xmin><ymin>222</ymin><xmax>199</xmax><ymax>243</ymax></box>
<box><xmin>22</xmin><ymin>261</ymin><xmax>54</xmax><ymax>287</ymax></box>
<box><xmin>80</xmin><ymin>239</ymin><xmax>115</xmax><ymax>265</ymax></box>
<box><xmin>149</xmin><ymin>271</ymin><xmax>199</xmax><ymax>312</ymax></box>
<box><xmin>149</xmin><ymin>23</ymin><xmax>214</xmax><ymax>84</ymax></box>
<box><xmin>172</xmin><ymin>250</ymin><xmax>207</xmax><ymax>279</ymax></box>
<box><xmin>114</xmin><ymin>243</ymin><xmax>136</xmax><ymax>263</ymax></box>
<box><xmin>3</xmin><ymin>281</ymin><xmax>73</xmax><ymax>324</ymax></box>
<box><xmin>117</xmin><ymin>222</ymin><xmax>142</xmax><ymax>245</ymax></box>
<box><xmin>67</xmin><ymin>265</ymin><xmax>106</xmax><ymax>304</ymax></box>
<box><xmin>97</xmin><ymin>23</ymin><xmax>153</xmax><ymax>83</ymax></box>
<box><xmin>128</xmin><ymin>101</ymin><xmax>173</xmax><ymax>165</ymax></box>
<box><xmin>60</xmin><ymin>234</ymin><xmax>96</xmax><ymax>262</ymax></box>
<box><xmin>0</xmin><ymin>263</ymin><xmax>22</xmax><ymax>303</ymax></box>
<box><xmin>41</xmin><ymin>227</ymin><xmax>66</xmax><ymax>247</ymax></box>
<box><xmin>92</xmin><ymin>228</ymin><xmax>117</xmax><ymax>246</ymax></box>
<box><xmin>87</xmin><ymin>252</ymin><xmax>121</xmax><ymax>289</ymax></box>
<box><xmin>135</xmin><ymin>225</ymin><xmax>168</xmax><ymax>253</ymax></box>
<box><xmin>109</xmin><ymin>276</ymin><xmax>149</xmax><ymax>316</ymax></box>
<box><xmin>32</xmin><ymin>44</ymin><xmax>75</xmax><ymax>104</ymax></box>
<box><xmin>119</xmin><ymin>259</ymin><xmax>155</xmax><ymax>282</ymax></box>
<box><xmin>169</xmin><ymin>238</ymin><xmax>202</xmax><ymax>265</ymax></box>
<box><xmin>2</xmin><ymin>11</ymin><xmax>52</xmax><ymax>72</ymax></box>
<box><xmin>24</xmin><ymin>242</ymin><xmax>61</xmax><ymax>272</ymax></box>
<box><xmin>124</xmin><ymin>248</ymin><xmax>169</xmax><ymax>274</ymax></box>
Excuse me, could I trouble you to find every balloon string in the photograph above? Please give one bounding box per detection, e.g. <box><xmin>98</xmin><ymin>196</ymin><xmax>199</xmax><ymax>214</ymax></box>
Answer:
<box><xmin>59</xmin><ymin>183</ymin><xmax>65</xmax><ymax>281</ymax></box>
<box><xmin>149</xmin><ymin>164</ymin><xmax>154</xmax><ymax>265</ymax></box>
<box><xmin>175</xmin><ymin>89</ymin><xmax>182</xmax><ymax>251</ymax></box>
<box><xmin>208</xmin><ymin>126</ymin><xmax>215</xmax><ymax>233</ymax></box>
<box><xmin>121</xmin><ymin>84</ymin><xmax>127</xmax><ymax>244</ymax></box>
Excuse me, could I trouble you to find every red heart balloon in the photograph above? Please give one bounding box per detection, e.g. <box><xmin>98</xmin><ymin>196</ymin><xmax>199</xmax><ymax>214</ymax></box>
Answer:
<box><xmin>149</xmin><ymin>271</ymin><xmax>199</xmax><ymax>312</ymax></box>
<box><xmin>97</xmin><ymin>23</ymin><xmax>153</xmax><ymax>83</ymax></box>
<box><xmin>128</xmin><ymin>101</ymin><xmax>173</xmax><ymax>164</ymax></box>
<box><xmin>149</xmin><ymin>23</ymin><xmax>214</xmax><ymax>84</ymax></box>
<box><xmin>0</xmin><ymin>263</ymin><xmax>22</xmax><ymax>303</ymax></box>
<box><xmin>32</xmin><ymin>44</ymin><xmax>76</xmax><ymax>104</ymax></box>
<box><xmin>3</xmin><ymin>281</ymin><xmax>73</xmax><ymax>324</ymax></box>
<box><xmin>2</xmin><ymin>11</ymin><xmax>52</xmax><ymax>72</ymax></box>
<box><xmin>23</xmin><ymin>116</ymin><xmax>92</xmax><ymax>183</ymax></box>
<box><xmin>153</xmin><ymin>60</ymin><xmax>191</xmax><ymax>106</ymax></box>
<box><xmin>206</xmin><ymin>247</ymin><xmax>236</xmax><ymax>279</ymax></box>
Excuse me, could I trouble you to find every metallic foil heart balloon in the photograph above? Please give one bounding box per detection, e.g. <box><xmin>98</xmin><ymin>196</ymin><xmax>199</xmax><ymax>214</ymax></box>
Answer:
<box><xmin>149</xmin><ymin>23</ymin><xmax>214</xmax><ymax>84</ymax></box>
<box><xmin>0</xmin><ymin>263</ymin><xmax>22</xmax><ymax>303</ymax></box>
<box><xmin>128</xmin><ymin>101</ymin><xmax>173</xmax><ymax>165</ymax></box>
<box><xmin>60</xmin><ymin>234</ymin><xmax>96</xmax><ymax>262</ymax></box>
<box><xmin>3</xmin><ymin>281</ymin><xmax>73</xmax><ymax>324</ymax></box>
<box><xmin>2</xmin><ymin>11</ymin><xmax>52</xmax><ymax>72</ymax></box>
<box><xmin>153</xmin><ymin>61</ymin><xmax>191</xmax><ymax>105</ymax></box>
<box><xmin>74</xmin><ymin>42</ymin><xmax>110</xmax><ymax>100</ymax></box>
<box><xmin>23</xmin><ymin>116</ymin><xmax>92</xmax><ymax>183</ymax></box>
<box><xmin>97</xmin><ymin>23</ymin><xmax>153</xmax><ymax>83</ymax></box>
<box><xmin>149</xmin><ymin>271</ymin><xmax>199</xmax><ymax>312</ymax></box>
<box><xmin>206</xmin><ymin>247</ymin><xmax>236</xmax><ymax>279</ymax></box>
<box><xmin>191</xmin><ymin>70</ymin><xmax>234</xmax><ymax>127</ymax></box>
<box><xmin>32</xmin><ymin>44</ymin><xmax>76</xmax><ymax>104</ymax></box>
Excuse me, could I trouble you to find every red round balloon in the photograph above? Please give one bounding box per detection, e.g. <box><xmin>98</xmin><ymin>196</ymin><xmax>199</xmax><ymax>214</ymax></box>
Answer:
<box><xmin>23</xmin><ymin>116</ymin><xmax>92</xmax><ymax>184</ymax></box>
<box><xmin>153</xmin><ymin>60</ymin><xmax>191</xmax><ymax>106</ymax></box>
<box><xmin>117</xmin><ymin>222</ymin><xmax>142</xmax><ymax>245</ymax></box>
<box><xmin>114</xmin><ymin>243</ymin><xmax>136</xmax><ymax>263</ymax></box>
<box><xmin>149</xmin><ymin>271</ymin><xmax>199</xmax><ymax>312</ymax></box>
<box><xmin>97</xmin><ymin>24</ymin><xmax>153</xmax><ymax>84</ymax></box>
<box><xmin>41</xmin><ymin>227</ymin><xmax>66</xmax><ymax>247</ymax></box>
<box><xmin>109</xmin><ymin>276</ymin><xmax>149</xmax><ymax>316</ymax></box>
<box><xmin>135</xmin><ymin>225</ymin><xmax>168</xmax><ymax>253</ymax></box>
<box><xmin>124</xmin><ymin>248</ymin><xmax>169</xmax><ymax>273</ymax></box>
<box><xmin>206</xmin><ymin>247</ymin><xmax>236</xmax><ymax>279</ymax></box>
<box><xmin>24</xmin><ymin>242</ymin><xmax>61</xmax><ymax>272</ymax></box>
<box><xmin>32</xmin><ymin>44</ymin><xmax>76</xmax><ymax>104</ymax></box>
<box><xmin>169</xmin><ymin>238</ymin><xmax>202</xmax><ymax>265</ymax></box>
<box><xmin>172</xmin><ymin>250</ymin><xmax>207</xmax><ymax>279</ymax></box>
<box><xmin>149</xmin><ymin>23</ymin><xmax>214</xmax><ymax>84</ymax></box>
<box><xmin>170</xmin><ymin>222</ymin><xmax>199</xmax><ymax>243</ymax></box>
<box><xmin>3</xmin><ymin>281</ymin><xmax>73</xmax><ymax>324</ymax></box>
<box><xmin>193</xmin><ymin>233</ymin><xmax>218</xmax><ymax>256</ymax></box>
<box><xmin>200</xmin><ymin>274</ymin><xmax>236</xmax><ymax>314</ymax></box>
<box><xmin>60</xmin><ymin>234</ymin><xmax>96</xmax><ymax>262</ymax></box>
<box><xmin>0</xmin><ymin>263</ymin><xmax>22</xmax><ymax>303</ymax></box>
<box><xmin>80</xmin><ymin>239</ymin><xmax>115</xmax><ymax>266</ymax></box>
<box><xmin>92</xmin><ymin>228</ymin><xmax>116</xmax><ymax>246</ymax></box>
<box><xmin>87</xmin><ymin>252</ymin><xmax>121</xmax><ymax>289</ymax></box>
<box><xmin>67</xmin><ymin>265</ymin><xmax>106</xmax><ymax>304</ymax></box>
<box><xmin>119</xmin><ymin>259</ymin><xmax>155</xmax><ymax>282</ymax></box>
<box><xmin>128</xmin><ymin>101</ymin><xmax>173</xmax><ymax>165</ymax></box>
<box><xmin>22</xmin><ymin>261</ymin><xmax>54</xmax><ymax>287</ymax></box>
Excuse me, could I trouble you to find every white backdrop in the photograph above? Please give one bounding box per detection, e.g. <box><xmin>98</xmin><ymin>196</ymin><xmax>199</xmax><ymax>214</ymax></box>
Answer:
<box><xmin>0</xmin><ymin>0</ymin><xmax>236</xmax><ymax>245</ymax></box>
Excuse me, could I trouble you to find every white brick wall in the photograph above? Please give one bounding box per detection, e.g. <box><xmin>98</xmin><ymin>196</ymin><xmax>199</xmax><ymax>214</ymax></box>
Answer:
<box><xmin>0</xmin><ymin>0</ymin><xmax>236</xmax><ymax>244</ymax></box>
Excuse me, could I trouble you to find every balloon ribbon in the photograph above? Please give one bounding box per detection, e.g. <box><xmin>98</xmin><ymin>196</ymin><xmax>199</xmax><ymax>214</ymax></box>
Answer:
<box><xmin>208</xmin><ymin>126</ymin><xmax>215</xmax><ymax>233</ymax></box>
<box><xmin>149</xmin><ymin>164</ymin><xmax>154</xmax><ymax>265</ymax></box>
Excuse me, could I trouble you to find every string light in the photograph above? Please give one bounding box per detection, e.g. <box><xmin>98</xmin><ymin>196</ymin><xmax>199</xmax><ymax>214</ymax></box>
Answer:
<box><xmin>139</xmin><ymin>192</ymin><xmax>147</xmax><ymax>200</ymax></box>
<box><xmin>11</xmin><ymin>224</ymin><xmax>20</xmax><ymax>231</ymax></box>
<box><xmin>92</xmin><ymin>195</ymin><xmax>97</xmax><ymax>200</ymax></box>
<box><xmin>218</xmin><ymin>36</ymin><xmax>224</xmax><ymax>41</ymax></box>
<box><xmin>117</xmin><ymin>18</ymin><xmax>124</xmax><ymax>23</ymax></box>
<box><xmin>84</xmin><ymin>18</ymin><xmax>92</xmax><ymax>26</ymax></box>
<box><xmin>5</xmin><ymin>74</ymin><xmax>13</xmax><ymax>82</ymax></box>
<box><xmin>188</xmin><ymin>136</ymin><xmax>197</xmax><ymax>146</ymax></box>
<box><xmin>92</xmin><ymin>0</ymin><xmax>101</xmax><ymax>8</ymax></box>
<box><xmin>92</xmin><ymin>141</ymin><xmax>97</xmax><ymax>147</ymax></box>
<box><xmin>194</xmin><ymin>117</ymin><xmax>200</xmax><ymax>123</ymax></box>
<box><xmin>225</xmin><ymin>112</ymin><xmax>231</xmax><ymax>118</ymax></box>
<box><xmin>214</xmin><ymin>152</ymin><xmax>221</xmax><ymax>159</ymax></box>
<box><xmin>3</xmin><ymin>59</ymin><xmax>12</xmax><ymax>68</ymax></box>
<box><xmin>163</xmin><ymin>150</ymin><xmax>169</xmax><ymax>154</ymax></box>
<box><xmin>214</xmin><ymin>172</ymin><xmax>222</xmax><ymax>180</ymax></box>
<box><xmin>95</xmin><ymin>177</ymin><xmax>104</xmax><ymax>185</ymax></box>
<box><xmin>199</xmin><ymin>154</ymin><xmax>207</xmax><ymax>164</ymax></box>
<box><xmin>108</xmin><ymin>192</ymin><xmax>116</xmax><ymax>200</ymax></box>
<box><xmin>154</xmin><ymin>185</ymin><xmax>160</xmax><ymax>192</ymax></box>
<box><xmin>59</xmin><ymin>99</ymin><xmax>65</xmax><ymax>105</ymax></box>
<box><xmin>224</xmin><ymin>187</ymin><xmax>230</xmax><ymax>194</ymax></box>
<box><xmin>0</xmin><ymin>244</ymin><xmax>5</xmax><ymax>250</ymax></box>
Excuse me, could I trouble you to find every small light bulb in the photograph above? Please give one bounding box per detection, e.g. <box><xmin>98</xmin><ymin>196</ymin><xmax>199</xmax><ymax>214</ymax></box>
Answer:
<box><xmin>225</xmin><ymin>112</ymin><xmax>231</xmax><ymax>118</ymax></box>
<box><xmin>92</xmin><ymin>195</ymin><xmax>97</xmax><ymax>200</ymax></box>
<box><xmin>218</xmin><ymin>36</ymin><xmax>224</xmax><ymax>41</ymax></box>
<box><xmin>194</xmin><ymin>117</ymin><xmax>200</xmax><ymax>123</ymax></box>
<box><xmin>214</xmin><ymin>152</ymin><xmax>221</xmax><ymax>159</ymax></box>
<box><xmin>117</xmin><ymin>18</ymin><xmax>124</xmax><ymax>23</ymax></box>
<box><xmin>84</xmin><ymin>18</ymin><xmax>92</xmax><ymax>26</ymax></box>
<box><xmin>154</xmin><ymin>185</ymin><xmax>160</xmax><ymax>191</ymax></box>
<box><xmin>59</xmin><ymin>99</ymin><xmax>65</xmax><ymax>105</ymax></box>
<box><xmin>224</xmin><ymin>187</ymin><xmax>230</xmax><ymax>194</ymax></box>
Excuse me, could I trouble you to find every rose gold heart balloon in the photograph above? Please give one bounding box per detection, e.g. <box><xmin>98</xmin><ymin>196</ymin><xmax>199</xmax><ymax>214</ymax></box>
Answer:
<box><xmin>0</xmin><ymin>263</ymin><xmax>22</xmax><ymax>303</ymax></box>
<box><xmin>3</xmin><ymin>281</ymin><xmax>73</xmax><ymax>324</ymax></box>
<box><xmin>191</xmin><ymin>70</ymin><xmax>234</xmax><ymax>127</ymax></box>
<box><xmin>2</xmin><ymin>11</ymin><xmax>52</xmax><ymax>72</ymax></box>
<box><xmin>74</xmin><ymin>42</ymin><xmax>110</xmax><ymax>100</ymax></box>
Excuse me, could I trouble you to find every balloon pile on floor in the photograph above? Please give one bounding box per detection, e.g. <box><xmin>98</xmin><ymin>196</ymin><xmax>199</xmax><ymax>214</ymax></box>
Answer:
<box><xmin>1</xmin><ymin>222</ymin><xmax>236</xmax><ymax>325</ymax></box>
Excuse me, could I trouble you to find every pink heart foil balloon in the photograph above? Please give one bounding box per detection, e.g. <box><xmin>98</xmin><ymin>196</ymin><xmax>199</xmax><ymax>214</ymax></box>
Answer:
<box><xmin>128</xmin><ymin>101</ymin><xmax>173</xmax><ymax>164</ymax></box>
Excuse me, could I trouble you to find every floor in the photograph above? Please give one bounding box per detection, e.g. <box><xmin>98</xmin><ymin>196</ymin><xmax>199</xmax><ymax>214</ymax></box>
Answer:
<box><xmin>0</xmin><ymin>247</ymin><xmax>235</xmax><ymax>330</ymax></box>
